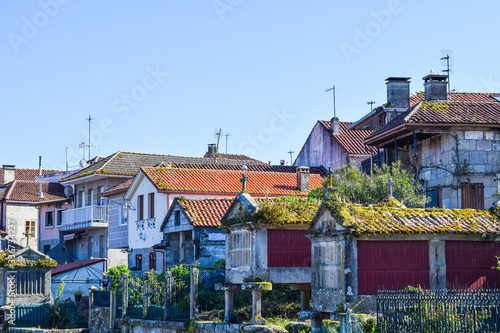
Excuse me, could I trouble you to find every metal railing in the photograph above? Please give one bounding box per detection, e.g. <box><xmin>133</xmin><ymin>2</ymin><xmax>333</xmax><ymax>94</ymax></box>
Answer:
<box><xmin>62</xmin><ymin>205</ymin><xmax>108</xmax><ymax>225</ymax></box>
<box><xmin>14</xmin><ymin>303</ymin><xmax>77</xmax><ymax>328</ymax></box>
<box><xmin>377</xmin><ymin>288</ymin><xmax>500</xmax><ymax>332</ymax></box>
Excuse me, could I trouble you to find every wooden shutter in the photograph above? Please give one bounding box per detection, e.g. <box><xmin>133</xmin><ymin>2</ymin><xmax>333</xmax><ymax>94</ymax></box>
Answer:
<box><xmin>461</xmin><ymin>183</ymin><xmax>484</xmax><ymax>209</ymax></box>
<box><xmin>138</xmin><ymin>195</ymin><xmax>144</xmax><ymax>220</ymax></box>
<box><xmin>149</xmin><ymin>252</ymin><xmax>156</xmax><ymax>270</ymax></box>
<box><xmin>149</xmin><ymin>193</ymin><xmax>155</xmax><ymax>218</ymax></box>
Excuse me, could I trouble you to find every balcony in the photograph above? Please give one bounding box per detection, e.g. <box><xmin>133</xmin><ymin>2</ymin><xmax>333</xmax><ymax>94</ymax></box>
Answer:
<box><xmin>61</xmin><ymin>205</ymin><xmax>109</xmax><ymax>232</ymax></box>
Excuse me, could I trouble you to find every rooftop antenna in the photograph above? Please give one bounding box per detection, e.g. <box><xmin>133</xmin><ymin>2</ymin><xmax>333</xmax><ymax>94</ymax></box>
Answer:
<box><xmin>214</xmin><ymin>128</ymin><xmax>222</xmax><ymax>153</ymax></box>
<box><xmin>86</xmin><ymin>115</ymin><xmax>95</xmax><ymax>160</ymax></box>
<box><xmin>440</xmin><ymin>50</ymin><xmax>454</xmax><ymax>95</ymax></box>
<box><xmin>38</xmin><ymin>156</ymin><xmax>43</xmax><ymax>198</ymax></box>
<box><xmin>65</xmin><ymin>147</ymin><xmax>69</xmax><ymax>171</ymax></box>
<box><xmin>367</xmin><ymin>101</ymin><xmax>376</xmax><ymax>112</ymax></box>
<box><xmin>325</xmin><ymin>85</ymin><xmax>336</xmax><ymax>118</ymax></box>
<box><xmin>224</xmin><ymin>132</ymin><xmax>232</xmax><ymax>156</ymax></box>
<box><xmin>287</xmin><ymin>150</ymin><xmax>294</xmax><ymax>165</ymax></box>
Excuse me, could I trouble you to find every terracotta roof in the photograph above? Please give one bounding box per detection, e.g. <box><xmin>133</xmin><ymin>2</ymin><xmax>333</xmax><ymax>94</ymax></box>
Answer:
<box><xmin>317</xmin><ymin>121</ymin><xmax>376</xmax><ymax>155</ymax></box>
<box><xmin>0</xmin><ymin>167</ymin><xmax>62</xmax><ymax>185</ymax></box>
<box><xmin>177</xmin><ymin>198</ymin><xmax>233</xmax><ymax>227</ymax></box>
<box><xmin>62</xmin><ymin>151</ymin><xmax>267</xmax><ymax>181</ymax></box>
<box><xmin>326</xmin><ymin>204</ymin><xmax>500</xmax><ymax>235</ymax></box>
<box><xmin>51</xmin><ymin>258</ymin><xmax>106</xmax><ymax>276</ymax></box>
<box><xmin>142</xmin><ymin>167</ymin><xmax>324</xmax><ymax>196</ymax></box>
<box><xmin>164</xmin><ymin>163</ymin><xmax>325</xmax><ymax>175</ymax></box>
<box><xmin>101</xmin><ymin>178</ymin><xmax>133</xmax><ymax>196</ymax></box>
<box><xmin>410</xmin><ymin>91</ymin><xmax>500</xmax><ymax>106</ymax></box>
<box><xmin>366</xmin><ymin>100</ymin><xmax>500</xmax><ymax>143</ymax></box>
<box><xmin>0</xmin><ymin>181</ymin><xmax>68</xmax><ymax>204</ymax></box>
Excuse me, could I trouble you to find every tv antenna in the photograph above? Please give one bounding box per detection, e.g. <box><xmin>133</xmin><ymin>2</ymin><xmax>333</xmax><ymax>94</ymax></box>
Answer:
<box><xmin>287</xmin><ymin>150</ymin><xmax>294</xmax><ymax>165</ymax></box>
<box><xmin>214</xmin><ymin>128</ymin><xmax>222</xmax><ymax>152</ymax></box>
<box><xmin>367</xmin><ymin>101</ymin><xmax>376</xmax><ymax>112</ymax></box>
<box><xmin>325</xmin><ymin>85</ymin><xmax>336</xmax><ymax>118</ymax></box>
<box><xmin>440</xmin><ymin>50</ymin><xmax>454</xmax><ymax>94</ymax></box>
<box><xmin>86</xmin><ymin>115</ymin><xmax>95</xmax><ymax>160</ymax></box>
<box><xmin>224</xmin><ymin>132</ymin><xmax>232</xmax><ymax>156</ymax></box>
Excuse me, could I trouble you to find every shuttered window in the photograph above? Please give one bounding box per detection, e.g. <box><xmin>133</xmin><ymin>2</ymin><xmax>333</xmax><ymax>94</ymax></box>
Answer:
<box><xmin>137</xmin><ymin>195</ymin><xmax>144</xmax><ymax>220</ymax></box>
<box><xmin>149</xmin><ymin>252</ymin><xmax>156</xmax><ymax>271</ymax></box>
<box><xmin>148</xmin><ymin>193</ymin><xmax>155</xmax><ymax>218</ymax></box>
<box><xmin>461</xmin><ymin>183</ymin><xmax>484</xmax><ymax>209</ymax></box>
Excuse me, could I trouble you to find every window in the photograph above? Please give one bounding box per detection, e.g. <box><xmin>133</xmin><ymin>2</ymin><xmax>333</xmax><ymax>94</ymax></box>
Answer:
<box><xmin>174</xmin><ymin>210</ymin><xmax>180</xmax><ymax>226</ymax></box>
<box><xmin>121</xmin><ymin>206</ymin><xmax>129</xmax><ymax>225</ymax></box>
<box><xmin>135</xmin><ymin>254</ymin><xmax>142</xmax><ymax>270</ymax></box>
<box><xmin>25</xmin><ymin>220</ymin><xmax>35</xmax><ymax>235</ymax></box>
<box><xmin>149</xmin><ymin>252</ymin><xmax>156</xmax><ymax>270</ymax></box>
<box><xmin>45</xmin><ymin>211</ymin><xmax>54</xmax><ymax>227</ymax></box>
<box><xmin>99</xmin><ymin>235</ymin><xmax>105</xmax><ymax>258</ymax></box>
<box><xmin>148</xmin><ymin>193</ymin><xmax>155</xmax><ymax>218</ymax></box>
<box><xmin>87</xmin><ymin>189</ymin><xmax>93</xmax><ymax>207</ymax></box>
<box><xmin>43</xmin><ymin>244</ymin><xmax>51</xmax><ymax>254</ymax></box>
<box><xmin>77</xmin><ymin>190</ymin><xmax>84</xmax><ymax>207</ymax></box>
<box><xmin>461</xmin><ymin>183</ymin><xmax>484</xmax><ymax>209</ymax></box>
<box><xmin>56</xmin><ymin>210</ymin><xmax>63</xmax><ymax>226</ymax></box>
<box><xmin>426</xmin><ymin>189</ymin><xmax>442</xmax><ymax>208</ymax></box>
<box><xmin>137</xmin><ymin>195</ymin><xmax>144</xmax><ymax>220</ymax></box>
<box><xmin>88</xmin><ymin>237</ymin><xmax>94</xmax><ymax>258</ymax></box>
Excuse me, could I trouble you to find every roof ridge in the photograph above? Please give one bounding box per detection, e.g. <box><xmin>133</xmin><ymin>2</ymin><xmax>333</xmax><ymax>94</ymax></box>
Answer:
<box><xmin>143</xmin><ymin>166</ymin><xmax>315</xmax><ymax>176</ymax></box>
<box><xmin>99</xmin><ymin>151</ymin><xmax>121</xmax><ymax>172</ymax></box>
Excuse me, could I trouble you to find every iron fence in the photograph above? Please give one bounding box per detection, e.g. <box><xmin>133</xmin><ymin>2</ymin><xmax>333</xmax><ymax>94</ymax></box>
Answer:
<box><xmin>198</xmin><ymin>268</ymin><xmax>225</xmax><ymax>315</ymax></box>
<box><xmin>166</xmin><ymin>272</ymin><xmax>191</xmax><ymax>321</ymax></box>
<box><xmin>377</xmin><ymin>288</ymin><xmax>500</xmax><ymax>332</ymax></box>
<box><xmin>13</xmin><ymin>302</ymin><xmax>77</xmax><ymax>328</ymax></box>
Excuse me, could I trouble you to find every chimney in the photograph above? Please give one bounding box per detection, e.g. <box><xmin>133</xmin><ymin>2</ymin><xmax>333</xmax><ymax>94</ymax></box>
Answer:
<box><xmin>280</xmin><ymin>160</ymin><xmax>285</xmax><ymax>166</ymax></box>
<box><xmin>331</xmin><ymin>117</ymin><xmax>340</xmax><ymax>135</ymax></box>
<box><xmin>386</xmin><ymin>77</ymin><xmax>411</xmax><ymax>108</ymax></box>
<box><xmin>2</xmin><ymin>165</ymin><xmax>15</xmax><ymax>185</ymax></box>
<box><xmin>423</xmin><ymin>72</ymin><xmax>448</xmax><ymax>101</ymax></box>
<box><xmin>296</xmin><ymin>166</ymin><xmax>310</xmax><ymax>192</ymax></box>
<box><xmin>207</xmin><ymin>144</ymin><xmax>217</xmax><ymax>158</ymax></box>
<box><xmin>38</xmin><ymin>156</ymin><xmax>44</xmax><ymax>198</ymax></box>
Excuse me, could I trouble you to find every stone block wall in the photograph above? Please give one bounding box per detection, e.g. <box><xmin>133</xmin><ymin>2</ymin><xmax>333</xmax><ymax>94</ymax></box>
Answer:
<box><xmin>419</xmin><ymin>129</ymin><xmax>500</xmax><ymax>209</ymax></box>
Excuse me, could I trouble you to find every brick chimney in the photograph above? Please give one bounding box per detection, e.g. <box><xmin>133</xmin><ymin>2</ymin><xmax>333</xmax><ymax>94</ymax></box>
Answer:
<box><xmin>331</xmin><ymin>117</ymin><xmax>340</xmax><ymax>135</ymax></box>
<box><xmin>423</xmin><ymin>72</ymin><xmax>448</xmax><ymax>101</ymax></box>
<box><xmin>296</xmin><ymin>166</ymin><xmax>310</xmax><ymax>192</ymax></box>
<box><xmin>2</xmin><ymin>165</ymin><xmax>15</xmax><ymax>185</ymax></box>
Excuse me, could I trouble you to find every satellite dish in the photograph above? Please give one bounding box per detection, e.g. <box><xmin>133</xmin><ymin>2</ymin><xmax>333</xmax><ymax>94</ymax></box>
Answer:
<box><xmin>79</xmin><ymin>159</ymin><xmax>87</xmax><ymax>168</ymax></box>
<box><xmin>64</xmin><ymin>186</ymin><xmax>74</xmax><ymax>197</ymax></box>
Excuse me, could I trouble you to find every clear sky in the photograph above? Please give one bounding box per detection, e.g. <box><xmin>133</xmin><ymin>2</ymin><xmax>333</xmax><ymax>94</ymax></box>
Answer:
<box><xmin>2</xmin><ymin>0</ymin><xmax>499</xmax><ymax>170</ymax></box>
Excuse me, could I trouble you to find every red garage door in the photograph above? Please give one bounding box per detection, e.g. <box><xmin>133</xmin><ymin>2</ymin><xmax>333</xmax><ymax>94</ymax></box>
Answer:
<box><xmin>267</xmin><ymin>229</ymin><xmax>311</xmax><ymax>267</ymax></box>
<box><xmin>446</xmin><ymin>241</ymin><xmax>500</xmax><ymax>289</ymax></box>
<box><xmin>358</xmin><ymin>241</ymin><xmax>429</xmax><ymax>295</ymax></box>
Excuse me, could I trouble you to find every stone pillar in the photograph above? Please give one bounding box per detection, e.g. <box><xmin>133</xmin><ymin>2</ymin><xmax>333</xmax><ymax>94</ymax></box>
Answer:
<box><xmin>291</xmin><ymin>284</ymin><xmax>311</xmax><ymax>311</ymax></box>
<box><xmin>215</xmin><ymin>283</ymin><xmax>241</xmax><ymax>323</ymax></box>
<box><xmin>241</xmin><ymin>282</ymin><xmax>272</xmax><ymax>325</ymax></box>
<box><xmin>122</xmin><ymin>273</ymin><xmax>128</xmax><ymax>318</ymax></box>
<box><xmin>190</xmin><ymin>268</ymin><xmax>198</xmax><ymax>319</ymax></box>
<box><xmin>164</xmin><ymin>271</ymin><xmax>172</xmax><ymax>320</ymax></box>
<box><xmin>180</xmin><ymin>232</ymin><xmax>186</xmax><ymax>262</ymax></box>
<box><xmin>143</xmin><ymin>272</ymin><xmax>149</xmax><ymax>318</ymax></box>
<box><xmin>310</xmin><ymin>312</ymin><xmax>323</xmax><ymax>333</ymax></box>
<box><xmin>429</xmin><ymin>239</ymin><xmax>446</xmax><ymax>289</ymax></box>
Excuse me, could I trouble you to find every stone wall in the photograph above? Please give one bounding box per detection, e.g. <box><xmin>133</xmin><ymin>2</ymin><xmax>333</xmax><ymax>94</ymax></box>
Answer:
<box><xmin>420</xmin><ymin>128</ymin><xmax>500</xmax><ymax>209</ymax></box>
<box><xmin>89</xmin><ymin>307</ymin><xmax>111</xmax><ymax>333</ymax></box>
<box><xmin>118</xmin><ymin>318</ymin><xmax>187</xmax><ymax>333</ymax></box>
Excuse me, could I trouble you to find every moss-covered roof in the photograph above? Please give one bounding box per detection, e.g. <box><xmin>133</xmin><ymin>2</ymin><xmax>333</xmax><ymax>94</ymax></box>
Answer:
<box><xmin>316</xmin><ymin>196</ymin><xmax>500</xmax><ymax>235</ymax></box>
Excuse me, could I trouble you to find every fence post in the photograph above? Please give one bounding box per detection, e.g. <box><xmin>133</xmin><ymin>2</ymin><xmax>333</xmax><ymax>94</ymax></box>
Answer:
<box><xmin>164</xmin><ymin>271</ymin><xmax>172</xmax><ymax>320</ymax></box>
<box><xmin>190</xmin><ymin>268</ymin><xmax>199</xmax><ymax>319</ymax></box>
<box><xmin>122</xmin><ymin>273</ymin><xmax>128</xmax><ymax>318</ymax></box>
<box><xmin>143</xmin><ymin>272</ymin><xmax>149</xmax><ymax>318</ymax></box>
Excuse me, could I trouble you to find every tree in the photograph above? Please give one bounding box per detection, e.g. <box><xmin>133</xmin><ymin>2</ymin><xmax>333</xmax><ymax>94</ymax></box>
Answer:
<box><xmin>312</xmin><ymin>161</ymin><xmax>427</xmax><ymax>208</ymax></box>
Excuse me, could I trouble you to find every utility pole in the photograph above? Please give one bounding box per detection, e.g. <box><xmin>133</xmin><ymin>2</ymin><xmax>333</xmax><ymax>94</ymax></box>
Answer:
<box><xmin>367</xmin><ymin>101</ymin><xmax>376</xmax><ymax>112</ymax></box>
<box><xmin>441</xmin><ymin>53</ymin><xmax>451</xmax><ymax>94</ymax></box>
<box><xmin>325</xmin><ymin>85</ymin><xmax>336</xmax><ymax>118</ymax></box>
<box><xmin>87</xmin><ymin>115</ymin><xmax>94</xmax><ymax>160</ymax></box>
<box><xmin>225</xmin><ymin>133</ymin><xmax>232</xmax><ymax>156</ymax></box>
<box><xmin>288</xmin><ymin>150</ymin><xmax>294</xmax><ymax>165</ymax></box>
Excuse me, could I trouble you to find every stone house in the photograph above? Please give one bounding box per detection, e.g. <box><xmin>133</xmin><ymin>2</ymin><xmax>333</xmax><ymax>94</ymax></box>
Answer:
<box><xmin>159</xmin><ymin>197</ymin><xmax>232</xmax><ymax>268</ymax></box>
<box><xmin>293</xmin><ymin>119</ymin><xmax>376</xmax><ymax>171</ymax></box>
<box><xmin>308</xmin><ymin>196</ymin><xmax>500</xmax><ymax>314</ymax></box>
<box><xmin>126</xmin><ymin>164</ymin><xmax>323</xmax><ymax>271</ymax></box>
<box><xmin>350</xmin><ymin>75</ymin><xmax>500</xmax><ymax>209</ymax></box>
<box><xmin>220</xmin><ymin>190</ymin><xmax>320</xmax><ymax>322</ymax></box>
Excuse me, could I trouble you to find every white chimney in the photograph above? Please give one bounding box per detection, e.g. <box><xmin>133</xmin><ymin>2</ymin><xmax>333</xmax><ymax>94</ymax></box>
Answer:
<box><xmin>331</xmin><ymin>117</ymin><xmax>340</xmax><ymax>135</ymax></box>
<box><xmin>2</xmin><ymin>165</ymin><xmax>15</xmax><ymax>185</ymax></box>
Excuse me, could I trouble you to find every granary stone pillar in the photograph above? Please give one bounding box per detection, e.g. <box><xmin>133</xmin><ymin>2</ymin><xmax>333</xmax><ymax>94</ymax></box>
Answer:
<box><xmin>291</xmin><ymin>283</ymin><xmax>311</xmax><ymax>311</ymax></box>
<box><xmin>429</xmin><ymin>239</ymin><xmax>446</xmax><ymax>289</ymax></box>
<box><xmin>242</xmin><ymin>282</ymin><xmax>272</xmax><ymax>325</ymax></box>
<box><xmin>215</xmin><ymin>283</ymin><xmax>241</xmax><ymax>323</ymax></box>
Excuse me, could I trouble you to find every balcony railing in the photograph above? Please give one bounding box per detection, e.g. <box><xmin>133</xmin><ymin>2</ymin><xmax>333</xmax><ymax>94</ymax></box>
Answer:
<box><xmin>61</xmin><ymin>205</ymin><xmax>109</xmax><ymax>231</ymax></box>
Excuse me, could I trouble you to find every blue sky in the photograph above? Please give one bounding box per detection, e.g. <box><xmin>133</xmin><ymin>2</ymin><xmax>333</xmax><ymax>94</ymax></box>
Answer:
<box><xmin>2</xmin><ymin>1</ymin><xmax>499</xmax><ymax>170</ymax></box>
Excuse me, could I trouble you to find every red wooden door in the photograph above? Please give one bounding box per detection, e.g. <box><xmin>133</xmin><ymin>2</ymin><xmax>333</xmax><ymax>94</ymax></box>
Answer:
<box><xmin>267</xmin><ymin>229</ymin><xmax>311</xmax><ymax>267</ymax></box>
<box><xmin>358</xmin><ymin>241</ymin><xmax>429</xmax><ymax>295</ymax></box>
<box><xmin>446</xmin><ymin>241</ymin><xmax>500</xmax><ymax>289</ymax></box>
